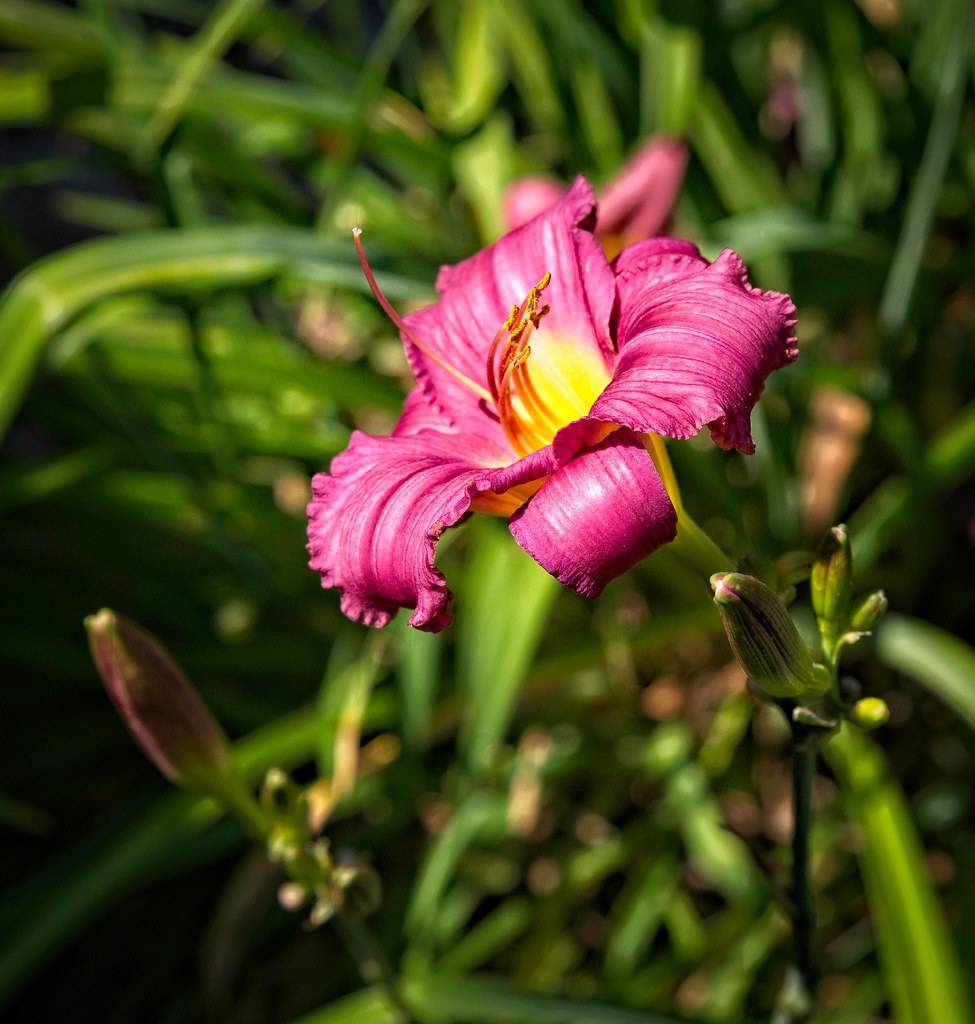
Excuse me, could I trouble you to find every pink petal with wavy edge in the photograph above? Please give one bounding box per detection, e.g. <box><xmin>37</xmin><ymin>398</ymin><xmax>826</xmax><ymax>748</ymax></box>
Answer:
<box><xmin>402</xmin><ymin>178</ymin><xmax>616</xmax><ymax>444</ymax></box>
<box><xmin>307</xmin><ymin>432</ymin><xmax>555</xmax><ymax>631</ymax></box>
<box><xmin>611</xmin><ymin>237</ymin><xmax>708</xmax><ymax>296</ymax></box>
<box><xmin>503</xmin><ymin>177</ymin><xmax>567</xmax><ymax>231</ymax></box>
<box><xmin>557</xmin><ymin>247</ymin><xmax>797</xmax><ymax>459</ymax></box>
<box><xmin>509</xmin><ymin>428</ymin><xmax>677</xmax><ymax>598</ymax></box>
<box><xmin>598</xmin><ymin>137</ymin><xmax>688</xmax><ymax>240</ymax></box>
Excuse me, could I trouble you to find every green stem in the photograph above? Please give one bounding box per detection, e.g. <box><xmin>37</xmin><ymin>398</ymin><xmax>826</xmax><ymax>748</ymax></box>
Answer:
<box><xmin>672</xmin><ymin>507</ymin><xmax>735</xmax><ymax>577</ymax></box>
<box><xmin>790</xmin><ymin>730</ymin><xmax>817</xmax><ymax>1004</ymax></box>
<box><xmin>645</xmin><ymin>433</ymin><xmax>734</xmax><ymax>577</ymax></box>
<box><xmin>216</xmin><ymin>772</ymin><xmax>411</xmax><ymax>1019</ymax></box>
<box><xmin>213</xmin><ymin>773</ymin><xmax>271</xmax><ymax>842</ymax></box>
<box><xmin>334</xmin><ymin>912</ymin><xmax>412</xmax><ymax>1023</ymax></box>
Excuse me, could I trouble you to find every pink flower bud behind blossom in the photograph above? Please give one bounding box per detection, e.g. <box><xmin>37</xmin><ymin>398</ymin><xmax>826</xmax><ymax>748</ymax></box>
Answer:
<box><xmin>597</xmin><ymin>136</ymin><xmax>688</xmax><ymax>243</ymax></box>
<box><xmin>502</xmin><ymin>138</ymin><xmax>688</xmax><ymax>249</ymax></box>
<box><xmin>86</xmin><ymin>609</ymin><xmax>233</xmax><ymax>792</ymax></box>
<box><xmin>502</xmin><ymin>177</ymin><xmax>567</xmax><ymax>231</ymax></box>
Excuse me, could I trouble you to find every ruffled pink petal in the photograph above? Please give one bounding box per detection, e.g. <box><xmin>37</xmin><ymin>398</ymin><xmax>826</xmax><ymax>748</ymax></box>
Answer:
<box><xmin>307</xmin><ymin>432</ymin><xmax>555</xmax><ymax>631</ymax></box>
<box><xmin>402</xmin><ymin>177</ymin><xmax>616</xmax><ymax>442</ymax></box>
<box><xmin>558</xmin><ymin>248</ymin><xmax>797</xmax><ymax>457</ymax></box>
<box><xmin>503</xmin><ymin>177</ymin><xmax>567</xmax><ymax>231</ymax></box>
<box><xmin>612</xmin><ymin>237</ymin><xmax>709</xmax><ymax>298</ymax></box>
<box><xmin>509</xmin><ymin>428</ymin><xmax>677</xmax><ymax>598</ymax></box>
<box><xmin>598</xmin><ymin>137</ymin><xmax>688</xmax><ymax>240</ymax></box>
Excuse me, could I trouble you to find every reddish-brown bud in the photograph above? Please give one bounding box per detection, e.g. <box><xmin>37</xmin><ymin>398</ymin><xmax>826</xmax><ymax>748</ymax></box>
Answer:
<box><xmin>85</xmin><ymin>609</ymin><xmax>233</xmax><ymax>792</ymax></box>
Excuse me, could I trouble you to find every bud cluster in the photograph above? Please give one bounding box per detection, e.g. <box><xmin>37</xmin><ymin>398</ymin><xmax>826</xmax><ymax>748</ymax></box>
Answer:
<box><xmin>261</xmin><ymin>768</ymin><xmax>381</xmax><ymax>927</ymax></box>
<box><xmin>810</xmin><ymin>525</ymin><xmax>887</xmax><ymax>666</ymax></box>
<box><xmin>710</xmin><ymin>522</ymin><xmax>890</xmax><ymax>735</ymax></box>
<box><xmin>86</xmin><ymin>608</ymin><xmax>382</xmax><ymax>928</ymax></box>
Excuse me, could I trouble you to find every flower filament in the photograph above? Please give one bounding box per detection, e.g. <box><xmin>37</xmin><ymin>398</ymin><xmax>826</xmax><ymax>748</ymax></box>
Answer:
<box><xmin>486</xmin><ymin>272</ymin><xmax>564</xmax><ymax>456</ymax></box>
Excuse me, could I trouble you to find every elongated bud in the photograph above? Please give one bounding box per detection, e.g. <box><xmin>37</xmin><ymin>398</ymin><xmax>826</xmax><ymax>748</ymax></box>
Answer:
<box><xmin>850</xmin><ymin>590</ymin><xmax>888</xmax><ymax>631</ymax></box>
<box><xmin>811</xmin><ymin>524</ymin><xmax>852</xmax><ymax>628</ymax></box>
<box><xmin>85</xmin><ymin>609</ymin><xmax>233</xmax><ymax>792</ymax></box>
<box><xmin>850</xmin><ymin>697</ymin><xmax>889</xmax><ymax>730</ymax></box>
<box><xmin>711</xmin><ymin>573</ymin><xmax>828</xmax><ymax>699</ymax></box>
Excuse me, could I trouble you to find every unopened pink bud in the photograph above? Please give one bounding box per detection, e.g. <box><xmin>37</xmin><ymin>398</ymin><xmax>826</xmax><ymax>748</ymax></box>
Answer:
<box><xmin>85</xmin><ymin>609</ymin><xmax>232</xmax><ymax>792</ymax></box>
<box><xmin>502</xmin><ymin>177</ymin><xmax>567</xmax><ymax>230</ymax></box>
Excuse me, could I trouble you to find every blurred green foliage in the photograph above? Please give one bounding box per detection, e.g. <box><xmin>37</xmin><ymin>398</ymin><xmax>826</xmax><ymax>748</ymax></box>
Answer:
<box><xmin>1</xmin><ymin>1</ymin><xmax>974</xmax><ymax>1022</ymax></box>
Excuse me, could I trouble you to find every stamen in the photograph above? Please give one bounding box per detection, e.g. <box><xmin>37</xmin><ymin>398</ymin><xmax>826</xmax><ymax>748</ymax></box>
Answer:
<box><xmin>353</xmin><ymin>228</ymin><xmax>492</xmax><ymax>403</ymax></box>
<box><xmin>485</xmin><ymin>271</ymin><xmax>566</xmax><ymax>455</ymax></box>
<box><xmin>487</xmin><ymin>295</ymin><xmax>533</xmax><ymax>400</ymax></box>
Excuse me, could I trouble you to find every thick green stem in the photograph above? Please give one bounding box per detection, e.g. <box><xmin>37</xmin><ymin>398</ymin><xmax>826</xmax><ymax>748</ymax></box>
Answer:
<box><xmin>791</xmin><ymin>734</ymin><xmax>817</xmax><ymax>1000</ymax></box>
<box><xmin>644</xmin><ymin>433</ymin><xmax>734</xmax><ymax>577</ymax></box>
<box><xmin>672</xmin><ymin>507</ymin><xmax>735</xmax><ymax>577</ymax></box>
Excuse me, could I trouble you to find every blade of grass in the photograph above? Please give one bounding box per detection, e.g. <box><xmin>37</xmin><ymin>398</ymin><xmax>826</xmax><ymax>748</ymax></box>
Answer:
<box><xmin>291</xmin><ymin>986</ymin><xmax>400</xmax><ymax>1024</ymax></box>
<box><xmin>138</xmin><ymin>0</ymin><xmax>266</xmax><ymax>159</ymax></box>
<box><xmin>0</xmin><ymin>226</ymin><xmax>428</xmax><ymax>439</ymax></box>
<box><xmin>827</xmin><ymin>726</ymin><xmax>972</xmax><ymax>1024</ymax></box>
<box><xmin>405</xmin><ymin>791</ymin><xmax>507</xmax><ymax>947</ymax></box>
<box><xmin>420</xmin><ymin>0</ymin><xmax>504</xmax><ymax>135</ymax></box>
<box><xmin>314</xmin><ymin>0</ymin><xmax>429</xmax><ymax>233</ymax></box>
<box><xmin>495</xmin><ymin>0</ymin><xmax>565</xmax><ymax>135</ymax></box>
<box><xmin>875</xmin><ymin>614</ymin><xmax>975</xmax><ymax>732</ymax></box>
<box><xmin>396</xmin><ymin>619</ymin><xmax>442</xmax><ymax>753</ymax></box>
<box><xmin>878</xmin><ymin>45</ymin><xmax>968</xmax><ymax>336</ymax></box>
<box><xmin>457</xmin><ymin>520</ymin><xmax>560</xmax><ymax>778</ymax></box>
<box><xmin>400</xmin><ymin>971</ymin><xmax>701</xmax><ymax>1023</ymax></box>
<box><xmin>0</xmin><ymin>0</ymin><xmax>104</xmax><ymax>56</ymax></box>
<box><xmin>453</xmin><ymin>114</ymin><xmax>514</xmax><ymax>244</ymax></box>
<box><xmin>570</xmin><ymin>56</ymin><xmax>623</xmax><ymax>176</ymax></box>
<box><xmin>851</xmin><ymin>402</ymin><xmax>975</xmax><ymax>569</ymax></box>
<box><xmin>438</xmin><ymin>897</ymin><xmax>532</xmax><ymax>973</ymax></box>
<box><xmin>604</xmin><ymin>853</ymin><xmax>681</xmax><ymax>981</ymax></box>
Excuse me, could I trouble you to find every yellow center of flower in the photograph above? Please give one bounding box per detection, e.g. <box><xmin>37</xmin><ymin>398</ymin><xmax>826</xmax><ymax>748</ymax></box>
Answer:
<box><xmin>351</xmin><ymin>229</ymin><xmax>616</xmax><ymax>517</ymax></box>
<box><xmin>485</xmin><ymin>272</ymin><xmax>610</xmax><ymax>458</ymax></box>
<box><xmin>471</xmin><ymin>272</ymin><xmax>613</xmax><ymax>516</ymax></box>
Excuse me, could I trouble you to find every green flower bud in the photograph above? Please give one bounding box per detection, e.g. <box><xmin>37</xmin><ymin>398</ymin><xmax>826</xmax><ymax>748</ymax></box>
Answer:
<box><xmin>85</xmin><ymin>609</ymin><xmax>233</xmax><ymax>793</ymax></box>
<box><xmin>811</xmin><ymin>524</ymin><xmax>852</xmax><ymax>630</ymax></box>
<box><xmin>850</xmin><ymin>590</ymin><xmax>888</xmax><ymax>631</ymax></box>
<box><xmin>711</xmin><ymin>573</ymin><xmax>827</xmax><ymax>699</ymax></box>
<box><xmin>850</xmin><ymin>697</ymin><xmax>889</xmax><ymax>730</ymax></box>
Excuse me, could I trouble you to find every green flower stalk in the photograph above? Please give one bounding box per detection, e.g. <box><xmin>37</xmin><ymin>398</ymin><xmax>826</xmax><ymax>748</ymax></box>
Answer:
<box><xmin>711</xmin><ymin>572</ymin><xmax>828</xmax><ymax>699</ymax></box>
<box><xmin>85</xmin><ymin>609</ymin><xmax>234</xmax><ymax>794</ymax></box>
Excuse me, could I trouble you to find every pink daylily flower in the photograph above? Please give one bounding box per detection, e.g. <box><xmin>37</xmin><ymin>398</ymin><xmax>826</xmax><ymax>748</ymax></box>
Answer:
<box><xmin>503</xmin><ymin>137</ymin><xmax>688</xmax><ymax>249</ymax></box>
<box><xmin>307</xmin><ymin>178</ymin><xmax>797</xmax><ymax>631</ymax></box>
